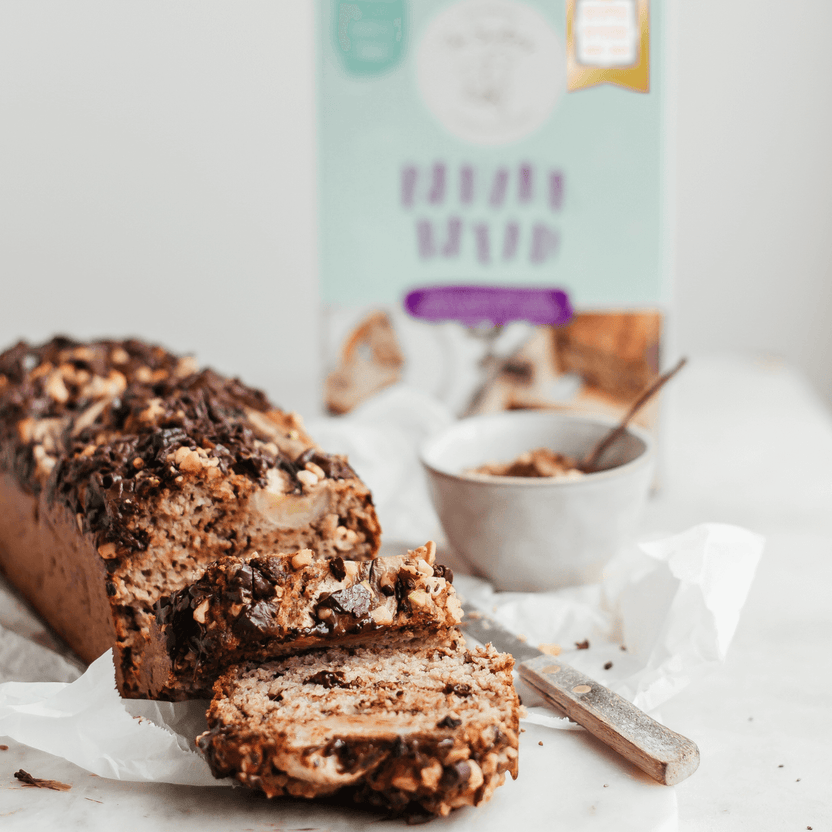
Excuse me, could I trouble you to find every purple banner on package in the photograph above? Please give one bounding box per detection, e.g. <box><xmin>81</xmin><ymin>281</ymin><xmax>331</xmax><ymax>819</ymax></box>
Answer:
<box><xmin>404</xmin><ymin>285</ymin><xmax>572</xmax><ymax>327</ymax></box>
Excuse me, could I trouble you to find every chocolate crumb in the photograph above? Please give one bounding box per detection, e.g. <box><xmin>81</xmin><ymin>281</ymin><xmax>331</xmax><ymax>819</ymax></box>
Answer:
<box><xmin>0</xmin><ymin>744</ymin><xmax>7</xmax><ymax>751</ymax></box>
<box><xmin>575</xmin><ymin>639</ymin><xmax>590</xmax><ymax>650</ymax></box>
<box><xmin>778</xmin><ymin>764</ymin><xmax>784</xmax><ymax>768</ymax></box>
<box><xmin>305</xmin><ymin>670</ymin><xmax>350</xmax><ymax>689</ymax></box>
<box><xmin>538</xmin><ymin>741</ymin><xmax>543</xmax><ymax>747</ymax></box>
<box><xmin>14</xmin><ymin>769</ymin><xmax>72</xmax><ymax>791</ymax></box>
<box><xmin>620</xmin><ymin>645</ymin><xmax>627</xmax><ymax>651</ymax></box>
<box><xmin>603</xmin><ymin>661</ymin><xmax>613</xmax><ymax>670</ymax></box>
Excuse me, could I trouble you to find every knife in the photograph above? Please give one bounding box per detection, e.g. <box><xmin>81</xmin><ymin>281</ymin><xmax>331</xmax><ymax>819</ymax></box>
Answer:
<box><xmin>461</xmin><ymin>607</ymin><xmax>700</xmax><ymax>786</ymax></box>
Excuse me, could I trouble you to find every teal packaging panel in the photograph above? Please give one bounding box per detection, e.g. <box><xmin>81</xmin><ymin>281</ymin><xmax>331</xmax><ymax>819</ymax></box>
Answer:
<box><xmin>318</xmin><ymin>0</ymin><xmax>667</xmax><ymax>309</ymax></box>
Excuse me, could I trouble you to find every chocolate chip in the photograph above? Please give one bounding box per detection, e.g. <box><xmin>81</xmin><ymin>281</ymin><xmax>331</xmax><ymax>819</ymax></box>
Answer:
<box><xmin>232</xmin><ymin>601</ymin><xmax>275</xmax><ymax>636</ymax></box>
<box><xmin>328</xmin><ymin>557</ymin><xmax>347</xmax><ymax>581</ymax></box>
<box><xmin>432</xmin><ymin>564</ymin><xmax>454</xmax><ymax>583</ymax></box>
<box><xmin>440</xmin><ymin>761</ymin><xmax>471</xmax><ymax>788</ymax></box>
<box><xmin>231</xmin><ymin>563</ymin><xmax>253</xmax><ymax>593</ymax></box>
<box><xmin>322</xmin><ymin>583</ymin><xmax>373</xmax><ymax>618</ymax></box>
<box><xmin>437</xmin><ymin>716</ymin><xmax>462</xmax><ymax>729</ymax></box>
<box><xmin>444</xmin><ymin>683</ymin><xmax>472</xmax><ymax>697</ymax></box>
<box><xmin>305</xmin><ymin>670</ymin><xmax>349</xmax><ymax>689</ymax></box>
<box><xmin>250</xmin><ymin>565</ymin><xmax>274</xmax><ymax>600</ymax></box>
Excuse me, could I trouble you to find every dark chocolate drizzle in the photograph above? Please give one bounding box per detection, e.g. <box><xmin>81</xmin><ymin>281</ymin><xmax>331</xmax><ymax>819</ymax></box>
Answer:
<box><xmin>0</xmin><ymin>337</ymin><xmax>357</xmax><ymax>555</ymax></box>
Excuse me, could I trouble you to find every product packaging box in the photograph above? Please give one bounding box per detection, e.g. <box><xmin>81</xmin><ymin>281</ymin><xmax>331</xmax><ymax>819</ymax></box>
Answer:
<box><xmin>317</xmin><ymin>0</ymin><xmax>671</xmax><ymax>433</ymax></box>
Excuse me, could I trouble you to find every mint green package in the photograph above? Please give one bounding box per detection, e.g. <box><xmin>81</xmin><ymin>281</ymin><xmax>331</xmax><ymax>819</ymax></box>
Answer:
<box><xmin>318</xmin><ymin>0</ymin><xmax>671</xmax><ymax>424</ymax></box>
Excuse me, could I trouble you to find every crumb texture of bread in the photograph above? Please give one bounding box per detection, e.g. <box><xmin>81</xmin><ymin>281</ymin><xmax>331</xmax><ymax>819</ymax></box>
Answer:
<box><xmin>198</xmin><ymin>634</ymin><xmax>520</xmax><ymax>818</ymax></box>
<box><xmin>0</xmin><ymin>337</ymin><xmax>381</xmax><ymax>695</ymax></box>
<box><xmin>145</xmin><ymin>541</ymin><xmax>461</xmax><ymax>699</ymax></box>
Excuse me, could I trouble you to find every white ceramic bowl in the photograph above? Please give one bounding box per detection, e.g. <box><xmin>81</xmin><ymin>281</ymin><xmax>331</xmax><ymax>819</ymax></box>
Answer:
<box><xmin>420</xmin><ymin>411</ymin><xmax>655</xmax><ymax>592</ymax></box>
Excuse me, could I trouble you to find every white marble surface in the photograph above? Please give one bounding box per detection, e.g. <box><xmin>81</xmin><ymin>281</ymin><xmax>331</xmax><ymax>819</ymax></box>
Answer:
<box><xmin>644</xmin><ymin>356</ymin><xmax>832</xmax><ymax>831</ymax></box>
<box><xmin>2</xmin><ymin>355</ymin><xmax>831</xmax><ymax>830</ymax></box>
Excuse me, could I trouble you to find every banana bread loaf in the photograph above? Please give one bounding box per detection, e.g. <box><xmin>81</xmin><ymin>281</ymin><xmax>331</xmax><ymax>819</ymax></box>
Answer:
<box><xmin>0</xmin><ymin>336</ymin><xmax>381</xmax><ymax>696</ymax></box>
<box><xmin>142</xmin><ymin>541</ymin><xmax>461</xmax><ymax>699</ymax></box>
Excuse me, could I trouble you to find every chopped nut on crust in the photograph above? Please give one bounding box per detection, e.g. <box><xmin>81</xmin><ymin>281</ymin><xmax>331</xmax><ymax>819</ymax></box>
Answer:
<box><xmin>370</xmin><ymin>605</ymin><xmax>394</xmax><ymax>626</ymax></box>
<box><xmin>297</xmin><ymin>470</ymin><xmax>319</xmax><ymax>488</ymax></box>
<box><xmin>193</xmin><ymin>599</ymin><xmax>210</xmax><ymax>624</ymax></box>
<box><xmin>304</xmin><ymin>462</ymin><xmax>326</xmax><ymax>480</ymax></box>
<box><xmin>98</xmin><ymin>542</ymin><xmax>118</xmax><ymax>560</ymax></box>
<box><xmin>179</xmin><ymin>450</ymin><xmax>204</xmax><ymax>474</ymax></box>
<box><xmin>44</xmin><ymin>370</ymin><xmax>70</xmax><ymax>403</ymax></box>
<box><xmin>408</xmin><ymin>590</ymin><xmax>431</xmax><ymax>609</ymax></box>
<box><xmin>291</xmin><ymin>550</ymin><xmax>314</xmax><ymax>570</ymax></box>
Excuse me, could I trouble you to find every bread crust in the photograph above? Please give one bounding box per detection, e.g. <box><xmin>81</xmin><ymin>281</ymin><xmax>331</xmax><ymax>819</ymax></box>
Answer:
<box><xmin>0</xmin><ymin>337</ymin><xmax>381</xmax><ymax>696</ymax></box>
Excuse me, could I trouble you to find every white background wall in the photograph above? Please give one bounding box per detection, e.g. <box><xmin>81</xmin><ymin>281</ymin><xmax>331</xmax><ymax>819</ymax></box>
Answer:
<box><xmin>1</xmin><ymin>1</ymin><xmax>831</xmax><ymax>414</ymax></box>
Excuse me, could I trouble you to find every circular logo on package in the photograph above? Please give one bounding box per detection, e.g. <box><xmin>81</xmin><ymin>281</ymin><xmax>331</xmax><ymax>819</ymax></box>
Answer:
<box><xmin>416</xmin><ymin>0</ymin><xmax>565</xmax><ymax>146</ymax></box>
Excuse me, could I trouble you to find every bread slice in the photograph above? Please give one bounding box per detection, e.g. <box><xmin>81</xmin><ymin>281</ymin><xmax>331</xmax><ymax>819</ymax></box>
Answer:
<box><xmin>0</xmin><ymin>337</ymin><xmax>381</xmax><ymax>696</ymax></box>
<box><xmin>198</xmin><ymin>632</ymin><xmax>520</xmax><ymax>818</ymax></box>
<box><xmin>141</xmin><ymin>542</ymin><xmax>461</xmax><ymax>699</ymax></box>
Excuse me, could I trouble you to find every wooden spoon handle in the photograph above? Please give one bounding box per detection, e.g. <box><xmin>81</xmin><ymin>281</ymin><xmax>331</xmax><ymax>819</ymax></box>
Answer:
<box><xmin>518</xmin><ymin>654</ymin><xmax>700</xmax><ymax>785</ymax></box>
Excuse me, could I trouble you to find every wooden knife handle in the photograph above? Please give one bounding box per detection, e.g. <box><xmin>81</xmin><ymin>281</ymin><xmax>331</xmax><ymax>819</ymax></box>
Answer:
<box><xmin>518</xmin><ymin>654</ymin><xmax>700</xmax><ymax>785</ymax></box>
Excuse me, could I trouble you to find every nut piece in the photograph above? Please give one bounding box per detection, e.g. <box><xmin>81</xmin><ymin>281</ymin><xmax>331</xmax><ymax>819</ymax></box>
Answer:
<box><xmin>192</xmin><ymin>598</ymin><xmax>210</xmax><ymax>624</ymax></box>
<box><xmin>370</xmin><ymin>605</ymin><xmax>394</xmax><ymax>626</ymax></box>
<box><xmin>44</xmin><ymin>370</ymin><xmax>70</xmax><ymax>403</ymax></box>
<box><xmin>466</xmin><ymin>759</ymin><xmax>484</xmax><ymax>790</ymax></box>
<box><xmin>291</xmin><ymin>549</ymin><xmax>314</xmax><ymax>570</ymax></box>
<box><xmin>179</xmin><ymin>450</ymin><xmax>203</xmax><ymax>474</ymax></box>
<box><xmin>414</xmin><ymin>558</ymin><xmax>434</xmax><ymax>577</ymax></box>
<box><xmin>391</xmin><ymin>772</ymin><xmax>419</xmax><ymax>793</ymax></box>
<box><xmin>420</xmin><ymin>761</ymin><xmax>443</xmax><ymax>789</ymax></box>
<box><xmin>343</xmin><ymin>560</ymin><xmax>360</xmax><ymax>578</ymax></box>
<box><xmin>97</xmin><ymin>542</ymin><xmax>118</xmax><ymax>560</ymax></box>
<box><xmin>297</xmin><ymin>470</ymin><xmax>319</xmax><ymax>488</ymax></box>
<box><xmin>334</xmin><ymin>526</ymin><xmax>358</xmax><ymax>552</ymax></box>
<box><xmin>408</xmin><ymin>540</ymin><xmax>437</xmax><ymax>565</ymax></box>
<box><xmin>305</xmin><ymin>461</ymin><xmax>326</xmax><ymax>480</ymax></box>
<box><xmin>407</xmin><ymin>590</ymin><xmax>431</xmax><ymax>609</ymax></box>
<box><xmin>173</xmin><ymin>446</ymin><xmax>191</xmax><ymax>465</ymax></box>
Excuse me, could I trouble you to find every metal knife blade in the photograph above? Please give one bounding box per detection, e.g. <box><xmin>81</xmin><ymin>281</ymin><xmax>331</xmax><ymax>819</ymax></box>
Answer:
<box><xmin>460</xmin><ymin>606</ymin><xmax>700</xmax><ymax>786</ymax></box>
